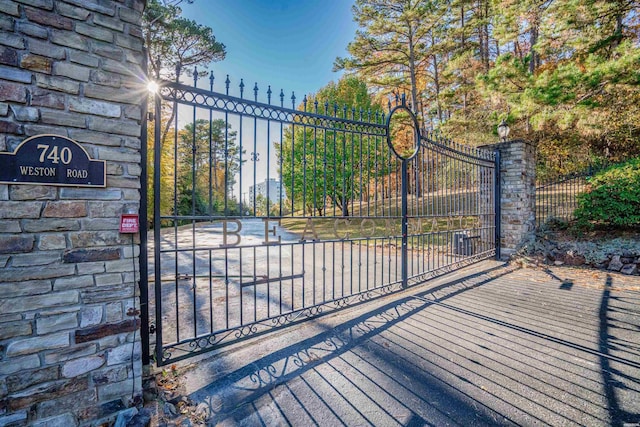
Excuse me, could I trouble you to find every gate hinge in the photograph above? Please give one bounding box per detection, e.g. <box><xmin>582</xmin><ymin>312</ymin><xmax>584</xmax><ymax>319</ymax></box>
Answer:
<box><xmin>147</xmin><ymin>112</ymin><xmax>154</xmax><ymax>122</ymax></box>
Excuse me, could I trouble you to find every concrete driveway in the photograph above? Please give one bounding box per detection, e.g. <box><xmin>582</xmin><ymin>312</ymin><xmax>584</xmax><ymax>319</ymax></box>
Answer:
<box><xmin>164</xmin><ymin>260</ymin><xmax>640</xmax><ymax>426</ymax></box>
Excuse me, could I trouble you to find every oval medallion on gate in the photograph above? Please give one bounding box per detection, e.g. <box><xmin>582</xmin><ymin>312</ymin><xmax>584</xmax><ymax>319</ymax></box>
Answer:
<box><xmin>386</xmin><ymin>103</ymin><xmax>421</xmax><ymax>161</ymax></box>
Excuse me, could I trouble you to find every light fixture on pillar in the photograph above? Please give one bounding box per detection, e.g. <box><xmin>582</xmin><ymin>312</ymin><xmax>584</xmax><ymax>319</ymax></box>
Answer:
<box><xmin>497</xmin><ymin>119</ymin><xmax>510</xmax><ymax>142</ymax></box>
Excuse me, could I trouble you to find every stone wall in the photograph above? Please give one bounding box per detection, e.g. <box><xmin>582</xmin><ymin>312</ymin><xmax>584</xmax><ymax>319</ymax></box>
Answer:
<box><xmin>0</xmin><ymin>1</ymin><xmax>146</xmax><ymax>426</ymax></box>
<box><xmin>481</xmin><ymin>140</ymin><xmax>536</xmax><ymax>258</ymax></box>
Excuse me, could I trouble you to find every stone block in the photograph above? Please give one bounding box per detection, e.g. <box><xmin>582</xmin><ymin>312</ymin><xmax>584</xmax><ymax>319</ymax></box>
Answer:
<box><xmin>0</xmin><ymin>280</ymin><xmax>50</xmax><ymax>298</ymax></box>
<box><xmin>0</xmin><ymin>355</ymin><xmax>40</xmax><ymax>376</ymax></box>
<box><xmin>63</xmin><ymin>0</ymin><xmax>115</xmax><ymax>16</ymax></box>
<box><xmin>0</xmin><ymin>119</ymin><xmax>22</xmax><ymax>134</ymax></box>
<box><xmin>41</xmin><ymin>109</ymin><xmax>85</xmax><ymax>128</ymax></box>
<box><xmin>620</xmin><ymin>264</ymin><xmax>637</xmax><ymax>275</ymax></box>
<box><xmin>76</xmin><ymin>22</ymin><xmax>113</xmax><ymax>43</ymax></box>
<box><xmin>10</xmin><ymin>105</ymin><xmax>39</xmax><ymax>121</ymax></box>
<box><xmin>0</xmin><ymin>31</ymin><xmax>25</xmax><ymax>49</ymax></box>
<box><xmin>127</xmin><ymin>164</ymin><xmax>142</xmax><ymax>177</ymax></box>
<box><xmin>115</xmin><ymin>34</ymin><xmax>143</xmax><ymax>52</ymax></box>
<box><xmin>105</xmin><ymin>259</ymin><xmax>135</xmax><ymax>273</ymax></box>
<box><xmin>95</xmin><ymin>273</ymin><xmax>123</xmax><ymax>287</ymax></box>
<box><xmin>92</xmin><ymin>43</ymin><xmax>123</xmax><ymax>61</ymax></box>
<box><xmin>0</xmin><ymin>412</ymin><xmax>27</xmax><ymax>426</ymax></box>
<box><xmin>60</xmin><ymin>187</ymin><xmax>121</xmax><ymax>200</ymax></box>
<box><xmin>69</xmin><ymin>97</ymin><xmax>121</xmax><ymax>118</ymax></box>
<box><xmin>6</xmin><ymin>366</ymin><xmax>58</xmax><ymax>393</ymax></box>
<box><xmin>122</xmin><ymin>189</ymin><xmax>140</xmax><ymax>201</ymax></box>
<box><xmin>17</xmin><ymin>22</ymin><xmax>48</xmax><ymax>39</ymax></box>
<box><xmin>11</xmin><ymin>251</ymin><xmax>60</xmax><ymax>267</ymax></box>
<box><xmin>36</xmin><ymin>312</ymin><xmax>78</xmax><ymax>335</ymax></box>
<box><xmin>0</xmin><ymin>321</ymin><xmax>33</xmax><ymax>341</ymax></box>
<box><xmin>68</xmin><ymin>49</ymin><xmax>100</xmax><ymax>67</ymax></box>
<box><xmin>87</xmin><ymin>201</ymin><xmax>126</xmax><ymax>218</ymax></box>
<box><xmin>7</xmin><ymin>376</ymin><xmax>88</xmax><ymax>411</ymax></box>
<box><xmin>19</xmin><ymin>54</ymin><xmax>52</xmax><ymax>74</ymax></box>
<box><xmin>53</xmin><ymin>274</ymin><xmax>94</xmax><ymax>291</ymax></box>
<box><xmin>98</xmin><ymin>148</ymin><xmax>141</xmax><ymax>163</ymax></box>
<box><xmin>31</xmin><ymin>412</ymin><xmax>78</xmax><ymax>427</ymax></box>
<box><xmin>80</xmin><ymin>218</ymin><xmax>120</xmax><ymax>231</ymax></box>
<box><xmin>44</xmin><ymin>343</ymin><xmax>96</xmax><ymax>365</ymax></box>
<box><xmin>70</xmin><ymin>231</ymin><xmax>124</xmax><ymax>248</ymax></box>
<box><xmin>28</xmin><ymin>38</ymin><xmax>66</xmax><ymax>59</ymax></box>
<box><xmin>75</xmin><ymin>319</ymin><xmax>138</xmax><ymax>343</ymax></box>
<box><xmin>53</xmin><ymin>61</ymin><xmax>91</xmax><ymax>82</ymax></box>
<box><xmin>105</xmin><ymin>302</ymin><xmax>122</xmax><ymax>322</ymax></box>
<box><xmin>100</xmin><ymin>57</ymin><xmax>130</xmax><ymax>75</ymax></box>
<box><xmin>0</xmin><ymin>235</ymin><xmax>35</xmax><ymax>254</ymax></box>
<box><xmin>82</xmin><ymin>286</ymin><xmax>133</xmax><ymax>304</ymax></box>
<box><xmin>56</xmin><ymin>2</ymin><xmax>91</xmax><ymax>20</ymax></box>
<box><xmin>80</xmin><ymin>306</ymin><xmax>103</xmax><ymax>328</ymax></box>
<box><xmin>89</xmin><ymin>117</ymin><xmax>140</xmax><ymax>137</ymax></box>
<box><xmin>106</xmin><ymin>176</ymin><xmax>140</xmax><ymax>189</ymax></box>
<box><xmin>0</xmin><ymin>2</ymin><xmax>20</xmax><ymax>16</ymax></box>
<box><xmin>22</xmin><ymin>218</ymin><xmax>80</xmax><ymax>233</ymax></box>
<box><xmin>36</xmin><ymin>388</ymin><xmax>96</xmax><ymax>420</ymax></box>
<box><xmin>77</xmin><ymin>398</ymin><xmax>124</xmax><ymax>423</ymax></box>
<box><xmin>106</xmin><ymin>162</ymin><xmax>124</xmax><ymax>175</ymax></box>
<box><xmin>68</xmin><ymin>129</ymin><xmax>122</xmax><ymax>146</ymax></box>
<box><xmin>63</xmin><ymin>248</ymin><xmax>120</xmax><ymax>263</ymax></box>
<box><xmin>75</xmin><ymin>261</ymin><xmax>105</xmax><ymax>275</ymax></box>
<box><xmin>51</xmin><ymin>29</ymin><xmax>89</xmax><ymax>51</ymax></box>
<box><xmin>24</xmin><ymin>124</ymin><xmax>68</xmax><ymax>137</ymax></box>
<box><xmin>62</xmin><ymin>355</ymin><xmax>105</xmax><ymax>378</ymax></box>
<box><xmin>15</xmin><ymin>0</ymin><xmax>54</xmax><ymax>10</ymax></box>
<box><xmin>94</xmin><ymin>13</ymin><xmax>125</xmax><ymax>31</ymax></box>
<box><xmin>0</xmin><ymin>289</ymin><xmax>77</xmax><ymax>313</ymax></box>
<box><xmin>0</xmin><ymin>201</ymin><xmax>42</xmax><ymax>219</ymax></box>
<box><xmin>38</xmin><ymin>234</ymin><xmax>67</xmax><ymax>250</ymax></box>
<box><xmin>119</xmin><ymin>7</ymin><xmax>142</xmax><ymax>24</ymax></box>
<box><xmin>98</xmin><ymin>378</ymin><xmax>134</xmax><ymax>402</ymax></box>
<box><xmin>91</xmin><ymin>70</ymin><xmax>121</xmax><ymax>88</ymax></box>
<box><xmin>0</xmin><ymin>80</ymin><xmax>27</xmax><ymax>102</ymax></box>
<box><xmin>43</xmin><ymin>201</ymin><xmax>87</xmax><ymax>218</ymax></box>
<box><xmin>0</xmin><ymin>46</ymin><xmax>18</xmax><ymax>66</ymax></box>
<box><xmin>0</xmin><ymin>220</ymin><xmax>20</xmax><ymax>232</ymax></box>
<box><xmin>608</xmin><ymin>255</ymin><xmax>624</xmax><ymax>271</ymax></box>
<box><xmin>6</xmin><ymin>331</ymin><xmax>70</xmax><ymax>357</ymax></box>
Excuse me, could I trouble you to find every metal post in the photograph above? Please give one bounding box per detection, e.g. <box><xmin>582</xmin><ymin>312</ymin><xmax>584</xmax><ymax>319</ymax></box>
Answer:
<box><xmin>139</xmin><ymin>52</ymin><xmax>150</xmax><ymax>366</ymax></box>
<box><xmin>401</xmin><ymin>160</ymin><xmax>408</xmax><ymax>288</ymax></box>
<box><xmin>494</xmin><ymin>149</ymin><xmax>502</xmax><ymax>260</ymax></box>
<box><xmin>153</xmin><ymin>89</ymin><xmax>163</xmax><ymax>364</ymax></box>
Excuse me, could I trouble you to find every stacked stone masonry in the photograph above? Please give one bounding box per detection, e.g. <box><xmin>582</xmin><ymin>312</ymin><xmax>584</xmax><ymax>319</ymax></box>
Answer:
<box><xmin>480</xmin><ymin>140</ymin><xmax>537</xmax><ymax>258</ymax></box>
<box><xmin>0</xmin><ymin>1</ymin><xmax>146</xmax><ymax>426</ymax></box>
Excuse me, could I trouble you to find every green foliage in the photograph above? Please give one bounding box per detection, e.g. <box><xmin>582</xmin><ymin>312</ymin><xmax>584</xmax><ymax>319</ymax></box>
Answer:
<box><xmin>175</xmin><ymin>119</ymin><xmax>243</xmax><ymax>217</ymax></box>
<box><xmin>143</xmin><ymin>0</ymin><xmax>225</xmax><ymax>81</ymax></box>
<box><xmin>574</xmin><ymin>157</ymin><xmax>640</xmax><ymax>228</ymax></box>
<box><xmin>277</xmin><ymin>76</ymin><xmax>386</xmax><ymax>217</ymax></box>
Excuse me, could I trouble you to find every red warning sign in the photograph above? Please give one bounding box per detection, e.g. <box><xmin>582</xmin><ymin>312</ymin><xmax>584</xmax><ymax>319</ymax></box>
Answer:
<box><xmin>119</xmin><ymin>214</ymin><xmax>139</xmax><ymax>233</ymax></box>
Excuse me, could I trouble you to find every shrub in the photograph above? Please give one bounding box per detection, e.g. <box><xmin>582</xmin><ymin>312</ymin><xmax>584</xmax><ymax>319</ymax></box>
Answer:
<box><xmin>574</xmin><ymin>157</ymin><xmax>640</xmax><ymax>228</ymax></box>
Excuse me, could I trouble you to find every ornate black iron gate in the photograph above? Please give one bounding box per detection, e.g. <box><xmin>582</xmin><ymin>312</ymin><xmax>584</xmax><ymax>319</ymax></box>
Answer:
<box><xmin>146</xmin><ymin>73</ymin><xmax>498</xmax><ymax>365</ymax></box>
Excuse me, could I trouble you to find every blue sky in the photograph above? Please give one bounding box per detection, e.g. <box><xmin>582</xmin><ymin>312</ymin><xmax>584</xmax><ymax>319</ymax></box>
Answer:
<box><xmin>179</xmin><ymin>0</ymin><xmax>358</xmax><ymax>101</ymax></box>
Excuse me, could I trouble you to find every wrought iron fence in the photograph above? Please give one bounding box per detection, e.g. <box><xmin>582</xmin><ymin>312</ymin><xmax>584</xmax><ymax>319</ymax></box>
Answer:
<box><xmin>147</xmin><ymin>71</ymin><xmax>497</xmax><ymax>365</ymax></box>
<box><xmin>535</xmin><ymin>162</ymin><xmax>608</xmax><ymax>228</ymax></box>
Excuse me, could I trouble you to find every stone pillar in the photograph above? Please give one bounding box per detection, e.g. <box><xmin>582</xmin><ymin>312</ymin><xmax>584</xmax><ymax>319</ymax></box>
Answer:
<box><xmin>480</xmin><ymin>140</ymin><xmax>536</xmax><ymax>258</ymax></box>
<box><xmin>0</xmin><ymin>1</ymin><xmax>146</xmax><ymax>426</ymax></box>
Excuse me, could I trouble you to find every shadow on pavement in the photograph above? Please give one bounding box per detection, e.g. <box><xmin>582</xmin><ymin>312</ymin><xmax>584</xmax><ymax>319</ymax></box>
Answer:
<box><xmin>181</xmin><ymin>262</ymin><xmax>640</xmax><ymax>426</ymax></box>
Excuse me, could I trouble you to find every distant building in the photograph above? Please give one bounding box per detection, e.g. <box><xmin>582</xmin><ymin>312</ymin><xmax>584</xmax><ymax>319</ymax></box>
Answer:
<box><xmin>248</xmin><ymin>178</ymin><xmax>285</xmax><ymax>206</ymax></box>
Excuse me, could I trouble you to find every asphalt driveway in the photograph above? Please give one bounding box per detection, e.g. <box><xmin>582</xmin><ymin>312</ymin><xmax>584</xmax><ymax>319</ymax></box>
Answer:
<box><xmin>163</xmin><ymin>260</ymin><xmax>640</xmax><ymax>426</ymax></box>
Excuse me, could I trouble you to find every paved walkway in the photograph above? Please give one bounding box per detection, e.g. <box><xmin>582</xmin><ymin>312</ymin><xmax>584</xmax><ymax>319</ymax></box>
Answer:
<box><xmin>162</xmin><ymin>261</ymin><xmax>640</xmax><ymax>426</ymax></box>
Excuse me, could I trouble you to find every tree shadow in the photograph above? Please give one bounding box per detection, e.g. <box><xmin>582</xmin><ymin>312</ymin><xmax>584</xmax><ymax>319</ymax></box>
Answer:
<box><xmin>599</xmin><ymin>274</ymin><xmax>640</xmax><ymax>426</ymax></box>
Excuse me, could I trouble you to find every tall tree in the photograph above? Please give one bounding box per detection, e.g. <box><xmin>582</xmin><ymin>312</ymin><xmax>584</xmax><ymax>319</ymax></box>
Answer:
<box><xmin>334</xmin><ymin>0</ymin><xmax>442</xmax><ymax>121</ymax></box>
<box><xmin>176</xmin><ymin>119</ymin><xmax>242</xmax><ymax>216</ymax></box>
<box><xmin>277</xmin><ymin>77</ymin><xmax>385</xmax><ymax>217</ymax></box>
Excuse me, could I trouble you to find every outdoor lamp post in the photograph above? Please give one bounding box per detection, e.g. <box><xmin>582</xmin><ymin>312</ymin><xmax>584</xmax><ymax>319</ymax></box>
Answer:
<box><xmin>497</xmin><ymin>119</ymin><xmax>510</xmax><ymax>142</ymax></box>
